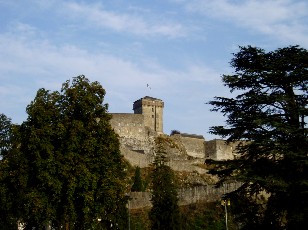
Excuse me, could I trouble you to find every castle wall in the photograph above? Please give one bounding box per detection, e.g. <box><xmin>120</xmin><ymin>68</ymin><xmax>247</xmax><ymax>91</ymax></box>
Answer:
<box><xmin>128</xmin><ymin>182</ymin><xmax>242</xmax><ymax>209</ymax></box>
<box><xmin>121</xmin><ymin>146</ymin><xmax>207</xmax><ymax>174</ymax></box>
<box><xmin>110</xmin><ymin>113</ymin><xmax>157</xmax><ymax>153</ymax></box>
<box><xmin>172</xmin><ymin>134</ymin><xmax>205</xmax><ymax>159</ymax></box>
<box><xmin>205</xmin><ymin>139</ymin><xmax>239</xmax><ymax>160</ymax></box>
<box><xmin>110</xmin><ymin>113</ymin><xmax>145</xmax><ymax>139</ymax></box>
<box><xmin>168</xmin><ymin>159</ymin><xmax>207</xmax><ymax>174</ymax></box>
<box><xmin>120</xmin><ymin>147</ymin><xmax>154</xmax><ymax>168</ymax></box>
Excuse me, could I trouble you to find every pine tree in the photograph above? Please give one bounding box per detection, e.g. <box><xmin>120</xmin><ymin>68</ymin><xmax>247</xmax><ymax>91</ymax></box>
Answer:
<box><xmin>207</xmin><ymin>45</ymin><xmax>308</xmax><ymax>229</ymax></box>
<box><xmin>149</xmin><ymin>136</ymin><xmax>181</xmax><ymax>230</ymax></box>
<box><xmin>131</xmin><ymin>166</ymin><xmax>144</xmax><ymax>192</ymax></box>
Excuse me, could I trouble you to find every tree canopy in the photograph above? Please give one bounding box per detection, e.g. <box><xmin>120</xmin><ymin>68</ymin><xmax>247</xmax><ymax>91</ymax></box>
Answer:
<box><xmin>207</xmin><ymin>45</ymin><xmax>308</xmax><ymax>229</ymax></box>
<box><xmin>0</xmin><ymin>76</ymin><xmax>129</xmax><ymax>229</ymax></box>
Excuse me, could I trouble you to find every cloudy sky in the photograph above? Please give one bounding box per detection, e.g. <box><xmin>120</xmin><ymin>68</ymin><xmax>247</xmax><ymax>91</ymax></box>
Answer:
<box><xmin>1</xmin><ymin>0</ymin><xmax>307</xmax><ymax>140</ymax></box>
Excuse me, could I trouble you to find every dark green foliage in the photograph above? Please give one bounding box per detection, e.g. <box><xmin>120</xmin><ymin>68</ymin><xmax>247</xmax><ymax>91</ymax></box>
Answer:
<box><xmin>149</xmin><ymin>164</ymin><xmax>180</xmax><ymax>230</ymax></box>
<box><xmin>1</xmin><ymin>76</ymin><xmax>128</xmax><ymax>229</ymax></box>
<box><xmin>170</xmin><ymin>130</ymin><xmax>181</xmax><ymax>135</ymax></box>
<box><xmin>131</xmin><ymin>202</ymin><xmax>237</xmax><ymax>230</ymax></box>
<box><xmin>0</xmin><ymin>114</ymin><xmax>19</xmax><ymax>229</ymax></box>
<box><xmin>130</xmin><ymin>209</ymin><xmax>151</xmax><ymax>230</ymax></box>
<box><xmin>207</xmin><ymin>46</ymin><xmax>308</xmax><ymax>229</ymax></box>
<box><xmin>180</xmin><ymin>202</ymin><xmax>236</xmax><ymax>230</ymax></box>
<box><xmin>0</xmin><ymin>114</ymin><xmax>13</xmax><ymax>158</ymax></box>
<box><xmin>149</xmin><ymin>137</ymin><xmax>181</xmax><ymax>230</ymax></box>
<box><xmin>228</xmin><ymin>191</ymin><xmax>268</xmax><ymax>230</ymax></box>
<box><xmin>131</xmin><ymin>166</ymin><xmax>144</xmax><ymax>192</ymax></box>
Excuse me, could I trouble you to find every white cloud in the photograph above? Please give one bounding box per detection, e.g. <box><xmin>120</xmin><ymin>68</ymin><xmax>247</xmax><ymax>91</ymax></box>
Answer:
<box><xmin>175</xmin><ymin>0</ymin><xmax>308</xmax><ymax>46</ymax></box>
<box><xmin>0</xmin><ymin>26</ymin><xmax>225</xmax><ymax>138</ymax></box>
<box><xmin>62</xmin><ymin>1</ymin><xmax>187</xmax><ymax>38</ymax></box>
<box><xmin>0</xmin><ymin>32</ymin><xmax>135</xmax><ymax>91</ymax></box>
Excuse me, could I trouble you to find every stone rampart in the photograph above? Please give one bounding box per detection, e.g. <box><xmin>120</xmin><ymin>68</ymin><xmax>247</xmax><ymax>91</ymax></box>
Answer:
<box><xmin>110</xmin><ymin>113</ymin><xmax>145</xmax><ymax>139</ymax></box>
<box><xmin>171</xmin><ymin>134</ymin><xmax>205</xmax><ymax>159</ymax></box>
<box><xmin>121</xmin><ymin>146</ymin><xmax>207</xmax><ymax>173</ymax></box>
<box><xmin>121</xmin><ymin>147</ymin><xmax>154</xmax><ymax>168</ymax></box>
<box><xmin>128</xmin><ymin>182</ymin><xmax>242</xmax><ymax>209</ymax></box>
<box><xmin>205</xmin><ymin>139</ymin><xmax>240</xmax><ymax>160</ymax></box>
<box><xmin>111</xmin><ymin>113</ymin><xmax>155</xmax><ymax>152</ymax></box>
<box><xmin>168</xmin><ymin>159</ymin><xmax>207</xmax><ymax>174</ymax></box>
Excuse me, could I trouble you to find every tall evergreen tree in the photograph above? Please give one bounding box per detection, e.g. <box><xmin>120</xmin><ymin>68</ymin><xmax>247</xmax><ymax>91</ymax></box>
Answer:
<box><xmin>4</xmin><ymin>76</ymin><xmax>129</xmax><ymax>229</ymax></box>
<box><xmin>149</xmin><ymin>136</ymin><xmax>180</xmax><ymax>230</ymax></box>
<box><xmin>206</xmin><ymin>45</ymin><xmax>308</xmax><ymax>229</ymax></box>
<box><xmin>131</xmin><ymin>166</ymin><xmax>144</xmax><ymax>192</ymax></box>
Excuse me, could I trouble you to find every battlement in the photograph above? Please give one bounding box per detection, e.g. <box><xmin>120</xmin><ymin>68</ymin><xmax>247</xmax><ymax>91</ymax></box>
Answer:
<box><xmin>133</xmin><ymin>96</ymin><xmax>164</xmax><ymax>110</ymax></box>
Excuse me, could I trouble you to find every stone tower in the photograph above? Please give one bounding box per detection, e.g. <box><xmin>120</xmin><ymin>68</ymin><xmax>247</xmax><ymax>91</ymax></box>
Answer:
<box><xmin>133</xmin><ymin>96</ymin><xmax>164</xmax><ymax>134</ymax></box>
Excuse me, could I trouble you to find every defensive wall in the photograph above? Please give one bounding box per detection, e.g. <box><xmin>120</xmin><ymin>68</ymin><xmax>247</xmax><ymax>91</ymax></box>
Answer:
<box><xmin>110</xmin><ymin>113</ymin><xmax>155</xmax><ymax>154</ymax></box>
<box><xmin>121</xmin><ymin>146</ymin><xmax>207</xmax><ymax>174</ymax></box>
<box><xmin>171</xmin><ymin>133</ymin><xmax>206</xmax><ymax>159</ymax></box>
<box><xmin>110</xmin><ymin>113</ymin><xmax>145</xmax><ymax>140</ymax></box>
<box><xmin>128</xmin><ymin>182</ymin><xmax>242</xmax><ymax>209</ymax></box>
<box><xmin>205</xmin><ymin>139</ymin><xmax>240</xmax><ymax>160</ymax></box>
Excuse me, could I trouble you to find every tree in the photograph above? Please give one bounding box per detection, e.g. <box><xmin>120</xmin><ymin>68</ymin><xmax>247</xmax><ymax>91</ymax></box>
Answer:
<box><xmin>149</xmin><ymin>136</ymin><xmax>180</xmax><ymax>230</ymax></box>
<box><xmin>170</xmin><ymin>130</ymin><xmax>181</xmax><ymax>136</ymax></box>
<box><xmin>206</xmin><ymin>45</ymin><xmax>308</xmax><ymax>229</ymax></box>
<box><xmin>131</xmin><ymin>166</ymin><xmax>144</xmax><ymax>192</ymax></box>
<box><xmin>0</xmin><ymin>114</ymin><xmax>13</xmax><ymax>158</ymax></box>
<box><xmin>4</xmin><ymin>76</ymin><xmax>129</xmax><ymax>229</ymax></box>
<box><xmin>0</xmin><ymin>114</ymin><xmax>20</xmax><ymax>229</ymax></box>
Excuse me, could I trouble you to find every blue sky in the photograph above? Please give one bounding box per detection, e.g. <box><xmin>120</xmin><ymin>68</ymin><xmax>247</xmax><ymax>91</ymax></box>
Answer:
<box><xmin>1</xmin><ymin>0</ymin><xmax>307</xmax><ymax>140</ymax></box>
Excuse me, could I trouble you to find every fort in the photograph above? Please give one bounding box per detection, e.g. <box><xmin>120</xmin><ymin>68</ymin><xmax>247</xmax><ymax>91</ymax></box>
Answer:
<box><xmin>110</xmin><ymin>96</ymin><xmax>241</xmax><ymax>208</ymax></box>
<box><xmin>110</xmin><ymin>96</ymin><xmax>238</xmax><ymax>170</ymax></box>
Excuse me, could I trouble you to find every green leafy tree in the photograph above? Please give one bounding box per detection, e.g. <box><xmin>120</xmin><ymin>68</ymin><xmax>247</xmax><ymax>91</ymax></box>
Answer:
<box><xmin>149</xmin><ymin>136</ymin><xmax>180</xmax><ymax>230</ymax></box>
<box><xmin>131</xmin><ymin>166</ymin><xmax>144</xmax><ymax>192</ymax></box>
<box><xmin>0</xmin><ymin>114</ymin><xmax>13</xmax><ymax>158</ymax></box>
<box><xmin>206</xmin><ymin>45</ymin><xmax>308</xmax><ymax>229</ymax></box>
<box><xmin>0</xmin><ymin>114</ymin><xmax>19</xmax><ymax>229</ymax></box>
<box><xmin>5</xmin><ymin>76</ymin><xmax>129</xmax><ymax>229</ymax></box>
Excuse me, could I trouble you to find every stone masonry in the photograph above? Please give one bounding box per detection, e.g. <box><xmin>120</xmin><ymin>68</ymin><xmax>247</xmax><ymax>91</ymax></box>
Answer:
<box><xmin>133</xmin><ymin>96</ymin><xmax>164</xmax><ymax>134</ymax></box>
<box><xmin>128</xmin><ymin>182</ymin><xmax>242</xmax><ymax>209</ymax></box>
<box><xmin>110</xmin><ymin>96</ymin><xmax>240</xmax><ymax>170</ymax></box>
